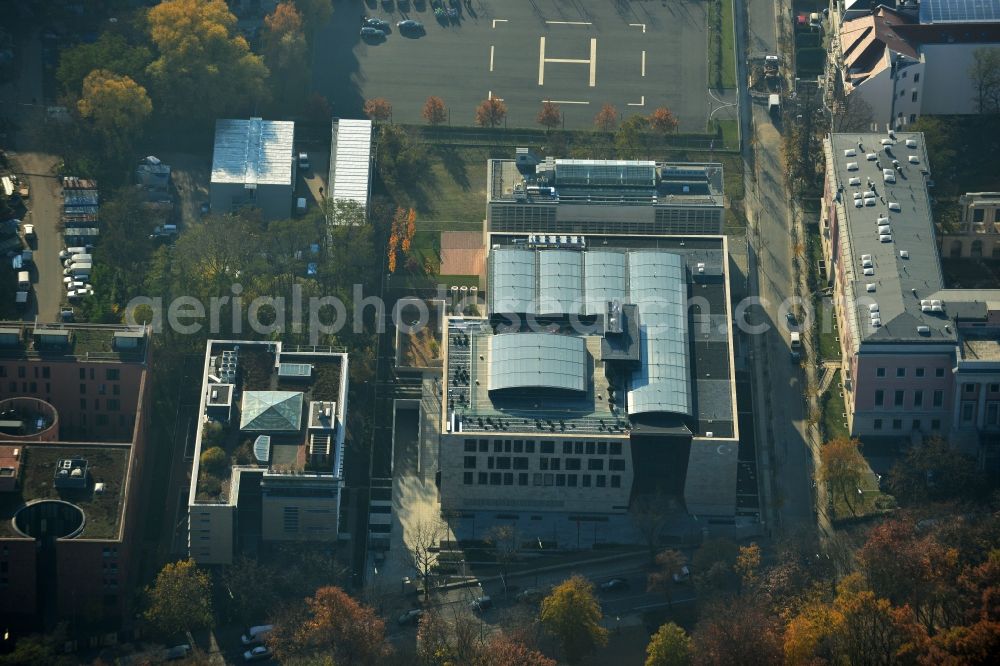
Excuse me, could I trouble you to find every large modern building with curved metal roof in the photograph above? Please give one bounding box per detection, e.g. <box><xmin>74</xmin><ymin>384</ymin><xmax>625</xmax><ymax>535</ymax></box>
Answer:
<box><xmin>439</xmin><ymin>233</ymin><xmax>741</xmax><ymax>527</ymax></box>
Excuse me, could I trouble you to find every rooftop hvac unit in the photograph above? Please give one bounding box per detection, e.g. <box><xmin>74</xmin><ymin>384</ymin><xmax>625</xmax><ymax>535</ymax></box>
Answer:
<box><xmin>866</xmin><ymin>153</ymin><xmax>877</xmax><ymax>161</ymax></box>
<box><xmin>931</xmin><ymin>305</ymin><xmax>943</xmax><ymax>312</ymax></box>
<box><xmin>844</xmin><ymin>148</ymin><xmax>857</xmax><ymax>157</ymax></box>
<box><xmin>921</xmin><ymin>305</ymin><xmax>932</xmax><ymax>312</ymax></box>
<box><xmin>849</xmin><ymin>177</ymin><xmax>862</xmax><ymax>186</ymax></box>
<box><xmin>905</xmin><ymin>139</ymin><xmax>917</xmax><ymax>148</ymax></box>
<box><xmin>909</xmin><ymin>155</ymin><xmax>919</xmax><ymax>164</ymax></box>
<box><xmin>867</xmin><ymin>283</ymin><xmax>876</xmax><ymax>292</ymax></box>
<box><xmin>879</xmin><ymin>234</ymin><xmax>893</xmax><ymax>242</ymax></box>
<box><xmin>864</xmin><ymin>267</ymin><xmax>875</xmax><ymax>276</ymax></box>
<box><xmin>847</xmin><ymin>162</ymin><xmax>859</xmax><ymax>171</ymax></box>
<box><xmin>883</xmin><ymin>169</ymin><xmax>896</xmax><ymax>183</ymax></box>
<box><xmin>917</xmin><ymin>325</ymin><xmax>931</xmax><ymax>335</ymax></box>
<box><xmin>881</xmin><ymin>138</ymin><xmax>894</xmax><ymax>146</ymax></box>
<box><xmin>931</xmin><ymin>299</ymin><xmax>943</xmax><ymax>307</ymax></box>
<box><xmin>900</xmin><ymin>250</ymin><xmax>909</xmax><ymax>258</ymax></box>
<box><xmin>888</xmin><ymin>202</ymin><xmax>901</xmax><ymax>211</ymax></box>
<box><xmin>697</xmin><ymin>262</ymin><xmax>706</xmax><ymax>274</ymax></box>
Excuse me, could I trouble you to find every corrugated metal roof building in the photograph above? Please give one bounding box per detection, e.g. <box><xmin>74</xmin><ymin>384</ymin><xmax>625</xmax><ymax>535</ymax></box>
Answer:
<box><xmin>328</xmin><ymin>118</ymin><xmax>373</xmax><ymax>221</ymax></box>
<box><xmin>210</xmin><ymin>118</ymin><xmax>295</xmax><ymax>220</ymax></box>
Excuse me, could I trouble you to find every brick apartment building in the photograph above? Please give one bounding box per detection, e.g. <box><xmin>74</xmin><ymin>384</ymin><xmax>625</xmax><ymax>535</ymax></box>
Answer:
<box><xmin>0</xmin><ymin>322</ymin><xmax>151</xmax><ymax>629</ymax></box>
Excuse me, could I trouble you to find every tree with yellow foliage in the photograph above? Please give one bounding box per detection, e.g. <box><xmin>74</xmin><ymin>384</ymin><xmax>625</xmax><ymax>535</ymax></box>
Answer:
<box><xmin>77</xmin><ymin>69</ymin><xmax>152</xmax><ymax>157</ymax></box>
<box><xmin>262</xmin><ymin>2</ymin><xmax>309</xmax><ymax>107</ymax></box>
<box><xmin>146</xmin><ymin>0</ymin><xmax>269</xmax><ymax>123</ymax></box>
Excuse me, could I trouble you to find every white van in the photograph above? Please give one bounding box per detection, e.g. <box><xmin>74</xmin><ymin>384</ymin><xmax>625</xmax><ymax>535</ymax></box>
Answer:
<box><xmin>241</xmin><ymin>625</ymin><xmax>274</xmax><ymax>645</ymax></box>
<box><xmin>60</xmin><ymin>246</ymin><xmax>92</xmax><ymax>260</ymax></box>
<box><xmin>64</xmin><ymin>253</ymin><xmax>92</xmax><ymax>267</ymax></box>
<box><xmin>64</xmin><ymin>262</ymin><xmax>92</xmax><ymax>277</ymax></box>
<box><xmin>17</xmin><ymin>271</ymin><xmax>30</xmax><ymax>290</ymax></box>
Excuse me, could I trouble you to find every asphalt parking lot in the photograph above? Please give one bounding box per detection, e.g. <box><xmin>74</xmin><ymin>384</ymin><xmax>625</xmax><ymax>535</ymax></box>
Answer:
<box><xmin>316</xmin><ymin>0</ymin><xmax>712</xmax><ymax>130</ymax></box>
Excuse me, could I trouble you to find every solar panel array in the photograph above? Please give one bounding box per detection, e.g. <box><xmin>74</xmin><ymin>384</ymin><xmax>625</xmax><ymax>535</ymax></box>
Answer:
<box><xmin>920</xmin><ymin>0</ymin><xmax>1000</xmax><ymax>23</ymax></box>
<box><xmin>538</xmin><ymin>251</ymin><xmax>583</xmax><ymax>315</ymax></box>
<box><xmin>626</xmin><ymin>251</ymin><xmax>692</xmax><ymax>417</ymax></box>
<box><xmin>488</xmin><ymin>333</ymin><xmax>588</xmax><ymax>393</ymax></box>
<box><xmin>553</xmin><ymin>160</ymin><xmax>657</xmax><ymax>188</ymax></box>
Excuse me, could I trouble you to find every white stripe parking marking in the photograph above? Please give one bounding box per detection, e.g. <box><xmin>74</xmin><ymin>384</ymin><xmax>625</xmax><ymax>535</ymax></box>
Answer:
<box><xmin>492</xmin><ymin>19</ymin><xmax>508</xmax><ymax>28</ymax></box>
<box><xmin>641</xmin><ymin>50</ymin><xmax>646</xmax><ymax>77</ymax></box>
<box><xmin>539</xmin><ymin>38</ymin><xmax>597</xmax><ymax>87</ymax></box>
<box><xmin>538</xmin><ymin>37</ymin><xmax>546</xmax><ymax>85</ymax></box>
<box><xmin>590</xmin><ymin>38</ymin><xmax>597</xmax><ymax>87</ymax></box>
<box><xmin>490</xmin><ymin>45</ymin><xmax>495</xmax><ymax>72</ymax></box>
<box><xmin>545</xmin><ymin>20</ymin><xmax>592</xmax><ymax>25</ymax></box>
<box><xmin>629</xmin><ymin>23</ymin><xmax>646</xmax><ymax>33</ymax></box>
<box><xmin>627</xmin><ymin>96</ymin><xmax>646</xmax><ymax>107</ymax></box>
<box><xmin>543</xmin><ymin>100</ymin><xmax>590</xmax><ymax>104</ymax></box>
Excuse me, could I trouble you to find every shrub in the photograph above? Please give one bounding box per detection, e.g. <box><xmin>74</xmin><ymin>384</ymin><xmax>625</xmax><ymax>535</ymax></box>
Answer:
<box><xmin>200</xmin><ymin>446</ymin><xmax>227</xmax><ymax>474</ymax></box>
<box><xmin>202</xmin><ymin>421</ymin><xmax>224</xmax><ymax>447</ymax></box>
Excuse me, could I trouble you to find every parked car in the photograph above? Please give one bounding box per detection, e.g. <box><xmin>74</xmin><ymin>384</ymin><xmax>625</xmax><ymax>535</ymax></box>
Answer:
<box><xmin>785</xmin><ymin>312</ymin><xmax>799</xmax><ymax>331</ymax></box>
<box><xmin>361</xmin><ymin>26</ymin><xmax>386</xmax><ymax>39</ymax></box>
<box><xmin>672</xmin><ymin>566</ymin><xmax>691</xmax><ymax>583</ymax></box>
<box><xmin>298</xmin><ymin>152</ymin><xmax>311</xmax><ymax>170</ymax></box>
<box><xmin>599</xmin><ymin>578</ymin><xmax>630</xmax><ymax>592</ymax></box>
<box><xmin>397</xmin><ymin>609</ymin><xmax>424</xmax><ymax>626</ymax></box>
<box><xmin>22</xmin><ymin>223</ymin><xmax>34</xmax><ymax>241</ymax></box>
<box><xmin>243</xmin><ymin>646</ymin><xmax>271</xmax><ymax>662</ymax></box>
<box><xmin>363</xmin><ymin>17</ymin><xmax>390</xmax><ymax>31</ymax></box>
<box><xmin>470</xmin><ymin>595</ymin><xmax>493</xmax><ymax>613</ymax></box>
<box><xmin>397</xmin><ymin>19</ymin><xmax>424</xmax><ymax>33</ymax></box>
<box><xmin>165</xmin><ymin>644</ymin><xmax>192</xmax><ymax>661</ymax></box>
<box><xmin>59</xmin><ymin>307</ymin><xmax>74</xmax><ymax>322</ymax></box>
<box><xmin>241</xmin><ymin>625</ymin><xmax>274</xmax><ymax>646</ymax></box>
<box><xmin>59</xmin><ymin>245</ymin><xmax>92</xmax><ymax>260</ymax></box>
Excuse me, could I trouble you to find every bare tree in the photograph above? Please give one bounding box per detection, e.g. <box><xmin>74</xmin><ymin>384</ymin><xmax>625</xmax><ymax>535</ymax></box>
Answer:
<box><xmin>830</xmin><ymin>78</ymin><xmax>874</xmax><ymax>132</ymax></box>
<box><xmin>408</xmin><ymin>517</ymin><xmax>445</xmax><ymax>599</ymax></box>
<box><xmin>486</xmin><ymin>524</ymin><xmax>520</xmax><ymax>597</ymax></box>
<box><xmin>970</xmin><ymin>47</ymin><xmax>1000</xmax><ymax>114</ymax></box>
<box><xmin>630</xmin><ymin>491</ymin><xmax>671</xmax><ymax>563</ymax></box>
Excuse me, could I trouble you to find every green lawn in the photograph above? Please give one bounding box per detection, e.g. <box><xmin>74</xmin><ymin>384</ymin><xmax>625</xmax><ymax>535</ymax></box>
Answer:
<box><xmin>709</xmin><ymin>0</ymin><xmax>738</xmax><ymax>89</ymax></box>
<box><xmin>714</xmin><ymin>118</ymin><xmax>740</xmax><ymax>150</ymax></box>
<box><xmin>821</xmin><ymin>371</ymin><xmax>849</xmax><ymax>442</ymax></box>
<box><xmin>818</xmin><ymin>316</ymin><xmax>841</xmax><ymax>361</ymax></box>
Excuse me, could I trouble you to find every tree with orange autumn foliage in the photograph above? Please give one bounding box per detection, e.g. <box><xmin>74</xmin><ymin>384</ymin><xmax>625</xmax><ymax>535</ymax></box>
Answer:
<box><xmin>422</xmin><ymin>96</ymin><xmax>447</xmax><ymax>125</ymax></box>
<box><xmin>594</xmin><ymin>103</ymin><xmax>618</xmax><ymax>132</ymax></box>
<box><xmin>387</xmin><ymin>207</ymin><xmax>416</xmax><ymax>273</ymax></box>
<box><xmin>364</xmin><ymin>97</ymin><xmax>392</xmax><ymax>123</ymax></box>
<box><xmin>537</xmin><ymin>101</ymin><xmax>562</xmax><ymax>129</ymax></box>
<box><xmin>648</xmin><ymin>106</ymin><xmax>679</xmax><ymax>134</ymax></box>
<box><xmin>267</xmin><ymin>586</ymin><xmax>390</xmax><ymax>664</ymax></box>
<box><xmin>475</xmin><ymin>97</ymin><xmax>507</xmax><ymax>127</ymax></box>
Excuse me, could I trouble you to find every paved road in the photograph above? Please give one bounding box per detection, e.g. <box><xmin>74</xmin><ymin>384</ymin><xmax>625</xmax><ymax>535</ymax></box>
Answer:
<box><xmin>315</xmin><ymin>0</ymin><xmax>712</xmax><ymax>130</ymax></box>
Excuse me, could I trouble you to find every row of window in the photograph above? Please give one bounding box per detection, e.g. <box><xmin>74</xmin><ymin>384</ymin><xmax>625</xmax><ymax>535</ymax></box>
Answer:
<box><xmin>80</xmin><ymin>398</ymin><xmax>121</xmax><ymax>411</ymax></box>
<box><xmin>0</xmin><ymin>366</ymin><xmax>120</xmax><ymax>380</ymax></box>
<box><xmin>462</xmin><ymin>471</ymin><xmax>623</xmax><ymax>489</ymax></box>
<box><xmin>463</xmin><ymin>439</ymin><xmax>623</xmax><ymax>456</ymax></box>
<box><xmin>874</xmin><ymin>388</ymin><xmax>943</xmax><ymax>409</ymax></box>
<box><xmin>970</xmin><ymin>208</ymin><xmax>1000</xmax><ymax>224</ymax></box>
<box><xmin>81</xmin><ymin>383</ymin><xmax>121</xmax><ymax>395</ymax></box>
<box><xmin>874</xmin><ymin>367</ymin><xmax>944</xmax><ymax>379</ymax></box>
<box><xmin>899</xmin><ymin>89</ymin><xmax>918</xmax><ymax>103</ymax></box>
<box><xmin>873</xmin><ymin>418</ymin><xmax>940</xmax><ymax>432</ymax></box>
<box><xmin>464</xmin><ymin>456</ymin><xmax>627</xmax><ymax>472</ymax></box>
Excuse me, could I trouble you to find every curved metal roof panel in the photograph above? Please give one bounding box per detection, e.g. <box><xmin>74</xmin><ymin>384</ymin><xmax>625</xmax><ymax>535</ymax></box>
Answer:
<box><xmin>488</xmin><ymin>333</ymin><xmax>587</xmax><ymax>393</ymax></box>
<box><xmin>583</xmin><ymin>251</ymin><xmax>628</xmax><ymax>315</ymax></box>
<box><xmin>489</xmin><ymin>248</ymin><xmax>536</xmax><ymax>314</ymax></box>
<box><xmin>538</xmin><ymin>250</ymin><xmax>583</xmax><ymax>315</ymax></box>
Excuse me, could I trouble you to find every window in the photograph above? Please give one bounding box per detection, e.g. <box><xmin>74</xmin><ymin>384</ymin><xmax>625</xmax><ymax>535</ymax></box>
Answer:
<box><xmin>965</xmin><ymin>383</ymin><xmax>976</xmax><ymax>394</ymax></box>
<box><xmin>464</xmin><ymin>472</ymin><xmax>473</xmax><ymax>485</ymax></box>
<box><xmin>900</xmin><ymin>89</ymin><xmax>906</xmax><ymax>97</ymax></box>
<box><xmin>479</xmin><ymin>472</ymin><xmax>488</xmax><ymax>484</ymax></box>
<box><xmin>107</xmin><ymin>399</ymin><xmax>120</xmax><ymax>412</ymax></box>
<box><xmin>568</xmin><ymin>474</ymin><xmax>578</xmax><ymax>487</ymax></box>
<box><xmin>519</xmin><ymin>472</ymin><xmax>529</xmax><ymax>485</ymax></box>
<box><xmin>566</xmin><ymin>458</ymin><xmax>581</xmax><ymax>470</ymax></box>
<box><xmin>893</xmin><ymin>419</ymin><xmax>902</xmax><ymax>430</ymax></box>
<box><xmin>28</xmin><ymin>382</ymin><xmax>35</xmax><ymax>393</ymax></box>
<box><xmin>988</xmin><ymin>403</ymin><xmax>1000</xmax><ymax>426</ymax></box>
<box><xmin>874</xmin><ymin>419</ymin><xmax>883</xmax><ymax>431</ymax></box>
<box><xmin>493</xmin><ymin>441</ymin><xmax>502</xmax><ymax>452</ymax></box>
<box><xmin>16</xmin><ymin>367</ymin><xmax>24</xmax><ymax>379</ymax></box>
<box><xmin>911</xmin><ymin>90</ymin><xmax>918</xmax><ymax>102</ymax></box>
<box><xmin>597</xmin><ymin>442</ymin><xmax>608</xmax><ymax>455</ymax></box>
<box><xmin>533</xmin><ymin>473</ymin><xmax>542</xmax><ymax>486</ymax></box>
<box><xmin>875</xmin><ymin>390</ymin><xmax>884</xmax><ymax>407</ymax></box>
<box><xmin>79</xmin><ymin>368</ymin><xmax>86</xmax><ymax>380</ymax></box>
<box><xmin>914</xmin><ymin>72</ymin><xmax>920</xmax><ymax>83</ymax></box>
<box><xmin>90</xmin><ymin>368</ymin><xmax>94</xmax><ymax>380</ymax></box>
<box><xmin>913</xmin><ymin>419</ymin><xmax>921</xmax><ymax>431</ymax></box>
<box><xmin>896</xmin><ymin>368</ymin><xmax>906</xmax><ymax>378</ymax></box>
<box><xmin>586</xmin><ymin>442</ymin><xmax>596</xmax><ymax>455</ymax></box>
<box><xmin>550</xmin><ymin>458</ymin><xmax>560</xmax><ymax>471</ymax></box>
<box><xmin>933</xmin><ymin>390</ymin><xmax>944</xmax><ymax>407</ymax></box>
<box><xmin>931</xmin><ymin>419</ymin><xmax>941</xmax><ymax>430</ymax></box>
<box><xmin>97</xmin><ymin>414</ymin><xmax>108</xmax><ymax>426</ymax></box>
<box><xmin>465</xmin><ymin>439</ymin><xmax>476</xmax><ymax>452</ymax></box>
<box><xmin>514</xmin><ymin>440</ymin><xmax>523</xmax><ymax>453</ymax></box>
<box><xmin>514</xmin><ymin>457</ymin><xmax>529</xmax><ymax>469</ymax></box>
<box><xmin>479</xmin><ymin>440</ymin><xmax>488</xmax><ymax>452</ymax></box>
<box><xmin>876</xmin><ymin>367</ymin><xmax>886</xmax><ymax>377</ymax></box>
<box><xmin>541</xmin><ymin>442</ymin><xmax>554</xmax><ymax>454</ymax></box>
<box><xmin>544</xmin><ymin>474</ymin><xmax>554</xmax><ymax>486</ymax></box>
<box><xmin>487</xmin><ymin>457</ymin><xmax>494</xmax><ymax>469</ymax></box>
<box><xmin>539</xmin><ymin>458</ymin><xmax>549</xmax><ymax>470</ymax></box>
<box><xmin>901</xmin><ymin>70</ymin><xmax>907</xmax><ymax>78</ymax></box>
<box><xmin>574</xmin><ymin>441</ymin><xmax>583</xmax><ymax>454</ymax></box>
<box><xmin>42</xmin><ymin>367</ymin><xmax>50</xmax><ymax>379</ymax></box>
<box><xmin>894</xmin><ymin>390</ymin><xmax>904</xmax><ymax>407</ymax></box>
<box><xmin>563</xmin><ymin>442</ymin><xmax>572</xmax><ymax>454</ymax></box>
<box><xmin>464</xmin><ymin>456</ymin><xmax>477</xmax><ymax>469</ymax></box>
<box><xmin>974</xmin><ymin>208</ymin><xmax>986</xmax><ymax>223</ymax></box>
<box><xmin>936</xmin><ymin>368</ymin><xmax>945</xmax><ymax>378</ymax></box>
<box><xmin>490</xmin><ymin>472</ymin><xmax>501</xmax><ymax>485</ymax></box>
<box><xmin>963</xmin><ymin>402</ymin><xmax>974</xmax><ymax>422</ymax></box>
<box><xmin>504</xmin><ymin>473</ymin><xmax>514</xmax><ymax>486</ymax></box>
<box><xmin>611</xmin><ymin>476</ymin><xmax>621</xmax><ymax>488</ymax></box>
<box><xmin>504</xmin><ymin>440</ymin><xmax>511</xmax><ymax>452</ymax></box>
<box><xmin>80</xmin><ymin>383</ymin><xmax>87</xmax><ymax>394</ymax></box>
<box><xmin>526</xmin><ymin>441</ymin><xmax>535</xmax><ymax>453</ymax></box>
<box><xmin>609</xmin><ymin>459</ymin><xmax>626</xmax><ymax>471</ymax></box>
<box><xmin>596</xmin><ymin>475</ymin><xmax>606</xmax><ymax>488</ymax></box>
<box><xmin>582</xmin><ymin>475</ymin><xmax>591</xmax><ymax>487</ymax></box>
<box><xmin>556</xmin><ymin>474</ymin><xmax>566</xmax><ymax>487</ymax></box>
<box><xmin>106</xmin><ymin>368</ymin><xmax>119</xmax><ymax>380</ymax></box>
<box><xmin>610</xmin><ymin>442</ymin><xmax>622</xmax><ymax>455</ymax></box>
<box><xmin>496</xmin><ymin>457</ymin><xmax>511</xmax><ymax>470</ymax></box>
<box><xmin>80</xmin><ymin>399</ymin><xmax>87</xmax><ymax>410</ymax></box>
<box><xmin>914</xmin><ymin>390</ymin><xmax>923</xmax><ymax>408</ymax></box>
<box><xmin>0</xmin><ymin>368</ymin><xmax>5</xmax><ymax>378</ymax></box>
<box><xmin>991</xmin><ymin>384</ymin><xmax>1000</xmax><ymax>394</ymax></box>
<box><xmin>283</xmin><ymin>507</ymin><xmax>300</xmax><ymax>533</ymax></box>
<box><xmin>588</xmin><ymin>459</ymin><xmax>604</xmax><ymax>471</ymax></box>
<box><xmin>916</xmin><ymin>368</ymin><xmax>925</xmax><ymax>378</ymax></box>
